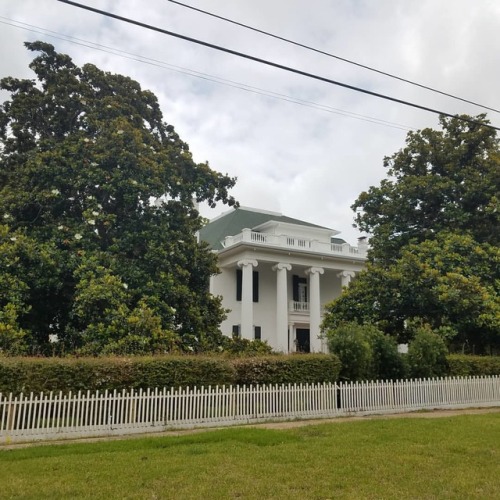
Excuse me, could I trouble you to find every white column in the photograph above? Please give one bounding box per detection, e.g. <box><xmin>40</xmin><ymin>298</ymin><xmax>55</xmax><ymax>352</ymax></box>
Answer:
<box><xmin>272</xmin><ymin>263</ymin><xmax>292</xmax><ymax>352</ymax></box>
<box><xmin>338</xmin><ymin>270</ymin><xmax>356</xmax><ymax>288</ymax></box>
<box><xmin>306</xmin><ymin>266</ymin><xmax>324</xmax><ymax>352</ymax></box>
<box><xmin>238</xmin><ymin>259</ymin><xmax>258</xmax><ymax>339</ymax></box>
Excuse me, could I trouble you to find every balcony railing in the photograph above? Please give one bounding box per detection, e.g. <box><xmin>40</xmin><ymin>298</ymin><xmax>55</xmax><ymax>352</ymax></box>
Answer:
<box><xmin>289</xmin><ymin>300</ymin><xmax>309</xmax><ymax>313</ymax></box>
<box><xmin>222</xmin><ymin>229</ymin><xmax>367</xmax><ymax>258</ymax></box>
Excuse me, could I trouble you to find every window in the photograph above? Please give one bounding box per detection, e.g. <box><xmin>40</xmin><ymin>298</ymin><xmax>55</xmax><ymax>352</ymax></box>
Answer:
<box><xmin>292</xmin><ymin>275</ymin><xmax>307</xmax><ymax>302</ymax></box>
<box><xmin>236</xmin><ymin>269</ymin><xmax>259</xmax><ymax>302</ymax></box>
<box><xmin>232</xmin><ymin>325</ymin><xmax>240</xmax><ymax>338</ymax></box>
<box><xmin>254</xmin><ymin>326</ymin><xmax>261</xmax><ymax>340</ymax></box>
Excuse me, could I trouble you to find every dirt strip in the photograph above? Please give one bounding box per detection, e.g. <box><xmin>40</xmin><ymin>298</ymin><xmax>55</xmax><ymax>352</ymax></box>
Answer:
<box><xmin>1</xmin><ymin>407</ymin><xmax>499</xmax><ymax>450</ymax></box>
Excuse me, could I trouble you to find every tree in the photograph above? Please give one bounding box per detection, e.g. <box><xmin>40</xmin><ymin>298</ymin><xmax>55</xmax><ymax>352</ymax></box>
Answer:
<box><xmin>324</xmin><ymin>233</ymin><xmax>500</xmax><ymax>352</ymax></box>
<box><xmin>0</xmin><ymin>42</ymin><xmax>237</xmax><ymax>354</ymax></box>
<box><xmin>324</xmin><ymin>116</ymin><xmax>500</xmax><ymax>353</ymax></box>
<box><xmin>353</xmin><ymin>115</ymin><xmax>499</xmax><ymax>262</ymax></box>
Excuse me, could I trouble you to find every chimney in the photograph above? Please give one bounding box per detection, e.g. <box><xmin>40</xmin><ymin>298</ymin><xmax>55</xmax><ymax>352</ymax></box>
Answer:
<box><xmin>357</xmin><ymin>236</ymin><xmax>368</xmax><ymax>254</ymax></box>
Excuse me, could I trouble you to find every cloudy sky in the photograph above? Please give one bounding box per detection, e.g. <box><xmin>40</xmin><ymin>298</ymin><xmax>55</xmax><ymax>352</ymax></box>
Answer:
<box><xmin>1</xmin><ymin>0</ymin><xmax>499</xmax><ymax>244</ymax></box>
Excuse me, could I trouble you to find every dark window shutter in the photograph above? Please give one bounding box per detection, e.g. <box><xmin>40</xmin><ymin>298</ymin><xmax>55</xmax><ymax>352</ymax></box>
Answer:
<box><xmin>253</xmin><ymin>271</ymin><xmax>259</xmax><ymax>302</ymax></box>
<box><xmin>293</xmin><ymin>275</ymin><xmax>299</xmax><ymax>301</ymax></box>
<box><xmin>236</xmin><ymin>269</ymin><xmax>242</xmax><ymax>301</ymax></box>
<box><xmin>254</xmin><ymin>326</ymin><xmax>261</xmax><ymax>340</ymax></box>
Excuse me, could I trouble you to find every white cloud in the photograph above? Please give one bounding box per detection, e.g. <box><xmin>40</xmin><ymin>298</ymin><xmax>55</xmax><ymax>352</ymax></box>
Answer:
<box><xmin>1</xmin><ymin>0</ymin><xmax>498</xmax><ymax>244</ymax></box>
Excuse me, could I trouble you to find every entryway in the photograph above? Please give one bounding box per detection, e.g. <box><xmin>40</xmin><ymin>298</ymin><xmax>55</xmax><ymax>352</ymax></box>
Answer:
<box><xmin>296</xmin><ymin>328</ymin><xmax>310</xmax><ymax>353</ymax></box>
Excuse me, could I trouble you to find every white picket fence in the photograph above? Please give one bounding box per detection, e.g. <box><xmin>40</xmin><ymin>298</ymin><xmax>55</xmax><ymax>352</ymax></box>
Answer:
<box><xmin>1</xmin><ymin>376</ymin><xmax>499</xmax><ymax>444</ymax></box>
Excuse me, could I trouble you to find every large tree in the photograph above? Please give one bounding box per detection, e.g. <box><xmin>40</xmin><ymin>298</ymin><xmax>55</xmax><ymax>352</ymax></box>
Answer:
<box><xmin>0</xmin><ymin>42</ymin><xmax>237</xmax><ymax>355</ymax></box>
<box><xmin>353</xmin><ymin>115</ymin><xmax>499</xmax><ymax>262</ymax></box>
<box><xmin>324</xmin><ymin>116</ymin><xmax>500</xmax><ymax>353</ymax></box>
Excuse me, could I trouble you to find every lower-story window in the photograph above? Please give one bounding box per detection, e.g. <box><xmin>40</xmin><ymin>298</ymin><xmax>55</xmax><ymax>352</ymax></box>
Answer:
<box><xmin>232</xmin><ymin>325</ymin><xmax>240</xmax><ymax>338</ymax></box>
<box><xmin>254</xmin><ymin>326</ymin><xmax>261</xmax><ymax>340</ymax></box>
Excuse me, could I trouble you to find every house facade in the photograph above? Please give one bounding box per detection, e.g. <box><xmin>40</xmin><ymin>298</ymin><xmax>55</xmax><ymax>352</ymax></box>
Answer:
<box><xmin>199</xmin><ymin>207</ymin><xmax>367</xmax><ymax>353</ymax></box>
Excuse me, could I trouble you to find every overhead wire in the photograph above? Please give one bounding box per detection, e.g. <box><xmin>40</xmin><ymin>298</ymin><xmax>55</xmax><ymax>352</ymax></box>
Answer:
<box><xmin>0</xmin><ymin>17</ymin><xmax>412</xmax><ymax>131</ymax></box>
<box><xmin>168</xmin><ymin>0</ymin><xmax>500</xmax><ymax>115</ymax></box>
<box><xmin>55</xmin><ymin>0</ymin><xmax>500</xmax><ymax>132</ymax></box>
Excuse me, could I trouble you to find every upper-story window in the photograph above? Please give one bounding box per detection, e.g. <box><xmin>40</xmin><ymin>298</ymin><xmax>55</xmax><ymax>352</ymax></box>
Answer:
<box><xmin>236</xmin><ymin>269</ymin><xmax>259</xmax><ymax>302</ymax></box>
<box><xmin>292</xmin><ymin>275</ymin><xmax>308</xmax><ymax>303</ymax></box>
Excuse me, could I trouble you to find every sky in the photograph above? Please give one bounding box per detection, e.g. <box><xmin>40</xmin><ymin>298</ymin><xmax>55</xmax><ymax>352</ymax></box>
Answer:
<box><xmin>1</xmin><ymin>0</ymin><xmax>499</xmax><ymax>245</ymax></box>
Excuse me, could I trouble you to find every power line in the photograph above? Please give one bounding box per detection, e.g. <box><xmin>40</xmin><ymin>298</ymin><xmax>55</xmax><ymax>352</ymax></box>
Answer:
<box><xmin>168</xmin><ymin>0</ymin><xmax>500</xmax><ymax>115</ymax></box>
<box><xmin>0</xmin><ymin>17</ymin><xmax>412</xmax><ymax>131</ymax></box>
<box><xmin>56</xmin><ymin>0</ymin><xmax>500</xmax><ymax>132</ymax></box>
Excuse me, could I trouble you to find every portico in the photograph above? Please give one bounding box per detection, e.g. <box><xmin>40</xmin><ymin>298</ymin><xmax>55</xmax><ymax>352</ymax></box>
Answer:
<box><xmin>200</xmin><ymin>207</ymin><xmax>367</xmax><ymax>353</ymax></box>
<box><xmin>229</xmin><ymin>257</ymin><xmax>360</xmax><ymax>353</ymax></box>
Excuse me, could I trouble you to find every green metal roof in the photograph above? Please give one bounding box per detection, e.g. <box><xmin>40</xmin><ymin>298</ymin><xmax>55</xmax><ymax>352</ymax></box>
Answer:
<box><xmin>199</xmin><ymin>207</ymin><xmax>333</xmax><ymax>250</ymax></box>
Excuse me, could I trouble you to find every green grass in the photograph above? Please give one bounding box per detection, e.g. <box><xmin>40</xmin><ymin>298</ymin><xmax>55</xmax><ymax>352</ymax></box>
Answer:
<box><xmin>1</xmin><ymin>414</ymin><xmax>499</xmax><ymax>499</ymax></box>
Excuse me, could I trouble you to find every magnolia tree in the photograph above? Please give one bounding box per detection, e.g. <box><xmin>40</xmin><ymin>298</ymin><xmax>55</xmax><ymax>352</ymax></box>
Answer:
<box><xmin>323</xmin><ymin>116</ymin><xmax>500</xmax><ymax>353</ymax></box>
<box><xmin>0</xmin><ymin>42</ymin><xmax>239</xmax><ymax>355</ymax></box>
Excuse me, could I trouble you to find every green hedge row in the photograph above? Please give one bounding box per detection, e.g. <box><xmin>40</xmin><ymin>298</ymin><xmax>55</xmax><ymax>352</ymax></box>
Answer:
<box><xmin>232</xmin><ymin>355</ymin><xmax>341</xmax><ymax>386</ymax></box>
<box><xmin>0</xmin><ymin>354</ymin><xmax>341</xmax><ymax>395</ymax></box>
<box><xmin>446</xmin><ymin>355</ymin><xmax>500</xmax><ymax>377</ymax></box>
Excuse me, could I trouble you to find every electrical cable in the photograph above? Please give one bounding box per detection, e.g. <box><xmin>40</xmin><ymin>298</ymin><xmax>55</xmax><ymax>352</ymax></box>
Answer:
<box><xmin>55</xmin><ymin>0</ymin><xmax>500</xmax><ymax>132</ymax></box>
<box><xmin>168</xmin><ymin>0</ymin><xmax>500</xmax><ymax>115</ymax></box>
<box><xmin>0</xmin><ymin>17</ymin><xmax>412</xmax><ymax>131</ymax></box>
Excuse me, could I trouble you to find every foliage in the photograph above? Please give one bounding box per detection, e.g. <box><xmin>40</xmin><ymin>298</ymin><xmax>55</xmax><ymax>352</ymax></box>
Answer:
<box><xmin>220</xmin><ymin>336</ymin><xmax>273</xmax><ymax>356</ymax></box>
<box><xmin>324</xmin><ymin>115</ymin><xmax>500</xmax><ymax>353</ymax></box>
<box><xmin>0</xmin><ymin>304</ymin><xmax>27</xmax><ymax>356</ymax></box>
<box><xmin>0</xmin><ymin>42</ymin><xmax>238</xmax><ymax>355</ymax></box>
<box><xmin>326</xmin><ymin>323</ymin><xmax>374</xmax><ymax>381</ymax></box>
<box><xmin>447</xmin><ymin>354</ymin><xmax>500</xmax><ymax>377</ymax></box>
<box><xmin>353</xmin><ymin>114</ymin><xmax>499</xmax><ymax>262</ymax></box>
<box><xmin>0</xmin><ymin>356</ymin><xmax>234</xmax><ymax>395</ymax></box>
<box><xmin>407</xmin><ymin>325</ymin><xmax>449</xmax><ymax>378</ymax></box>
<box><xmin>369</xmin><ymin>328</ymin><xmax>408</xmax><ymax>381</ymax></box>
<box><xmin>231</xmin><ymin>354</ymin><xmax>341</xmax><ymax>385</ymax></box>
<box><xmin>326</xmin><ymin>322</ymin><xmax>406</xmax><ymax>381</ymax></box>
<box><xmin>0</xmin><ymin>354</ymin><xmax>339</xmax><ymax>395</ymax></box>
<box><xmin>324</xmin><ymin>233</ymin><xmax>500</xmax><ymax>351</ymax></box>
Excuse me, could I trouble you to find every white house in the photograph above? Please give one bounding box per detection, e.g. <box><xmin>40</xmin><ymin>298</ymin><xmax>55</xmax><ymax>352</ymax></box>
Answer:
<box><xmin>199</xmin><ymin>207</ymin><xmax>367</xmax><ymax>353</ymax></box>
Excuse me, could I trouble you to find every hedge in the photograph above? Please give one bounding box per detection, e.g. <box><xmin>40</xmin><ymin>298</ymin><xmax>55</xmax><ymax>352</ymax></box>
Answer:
<box><xmin>0</xmin><ymin>354</ymin><xmax>341</xmax><ymax>395</ymax></box>
<box><xmin>446</xmin><ymin>355</ymin><xmax>500</xmax><ymax>377</ymax></box>
<box><xmin>232</xmin><ymin>354</ymin><xmax>341</xmax><ymax>386</ymax></box>
<box><xmin>0</xmin><ymin>357</ymin><xmax>235</xmax><ymax>395</ymax></box>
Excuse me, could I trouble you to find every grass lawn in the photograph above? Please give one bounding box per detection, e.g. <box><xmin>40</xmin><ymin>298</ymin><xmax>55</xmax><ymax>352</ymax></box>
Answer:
<box><xmin>1</xmin><ymin>413</ymin><xmax>499</xmax><ymax>499</ymax></box>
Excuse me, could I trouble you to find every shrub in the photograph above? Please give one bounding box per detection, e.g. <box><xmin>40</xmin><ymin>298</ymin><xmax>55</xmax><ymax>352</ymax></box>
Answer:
<box><xmin>368</xmin><ymin>330</ymin><xmax>408</xmax><ymax>381</ymax></box>
<box><xmin>0</xmin><ymin>304</ymin><xmax>27</xmax><ymax>356</ymax></box>
<box><xmin>326</xmin><ymin>323</ymin><xmax>374</xmax><ymax>381</ymax></box>
<box><xmin>0</xmin><ymin>357</ymin><xmax>234</xmax><ymax>395</ymax></box>
<box><xmin>232</xmin><ymin>354</ymin><xmax>341</xmax><ymax>386</ymax></box>
<box><xmin>407</xmin><ymin>326</ymin><xmax>449</xmax><ymax>378</ymax></box>
<box><xmin>447</xmin><ymin>354</ymin><xmax>500</xmax><ymax>376</ymax></box>
<box><xmin>221</xmin><ymin>337</ymin><xmax>273</xmax><ymax>356</ymax></box>
<box><xmin>0</xmin><ymin>354</ymin><xmax>340</xmax><ymax>395</ymax></box>
<box><xmin>326</xmin><ymin>322</ymin><xmax>407</xmax><ymax>381</ymax></box>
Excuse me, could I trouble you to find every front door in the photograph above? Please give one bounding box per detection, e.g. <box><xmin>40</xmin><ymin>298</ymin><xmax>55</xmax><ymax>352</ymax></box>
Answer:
<box><xmin>296</xmin><ymin>328</ymin><xmax>310</xmax><ymax>353</ymax></box>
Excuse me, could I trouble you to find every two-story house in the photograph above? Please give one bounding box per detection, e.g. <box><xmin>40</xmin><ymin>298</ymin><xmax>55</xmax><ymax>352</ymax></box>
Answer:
<box><xmin>199</xmin><ymin>207</ymin><xmax>367</xmax><ymax>353</ymax></box>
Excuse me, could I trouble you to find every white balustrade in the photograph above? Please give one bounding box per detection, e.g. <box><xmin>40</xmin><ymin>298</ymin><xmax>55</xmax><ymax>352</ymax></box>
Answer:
<box><xmin>224</xmin><ymin>230</ymin><xmax>366</xmax><ymax>257</ymax></box>
<box><xmin>289</xmin><ymin>300</ymin><xmax>310</xmax><ymax>313</ymax></box>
